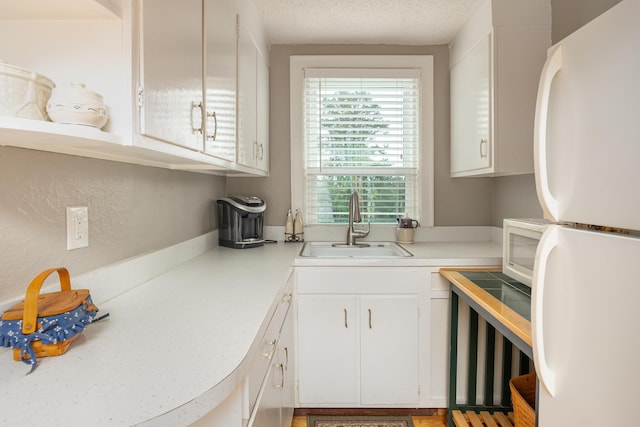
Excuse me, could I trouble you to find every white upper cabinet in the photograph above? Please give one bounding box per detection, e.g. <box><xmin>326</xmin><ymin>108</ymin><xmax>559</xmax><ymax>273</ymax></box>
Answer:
<box><xmin>449</xmin><ymin>0</ymin><xmax>551</xmax><ymax>177</ymax></box>
<box><xmin>139</xmin><ymin>0</ymin><xmax>237</xmax><ymax>162</ymax></box>
<box><xmin>0</xmin><ymin>0</ymin><xmax>267</xmax><ymax>175</ymax></box>
<box><xmin>237</xmin><ymin>14</ymin><xmax>269</xmax><ymax>173</ymax></box>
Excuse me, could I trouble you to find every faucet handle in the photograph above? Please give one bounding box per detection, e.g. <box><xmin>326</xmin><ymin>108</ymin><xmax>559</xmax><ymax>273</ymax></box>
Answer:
<box><xmin>353</xmin><ymin>221</ymin><xmax>370</xmax><ymax>237</ymax></box>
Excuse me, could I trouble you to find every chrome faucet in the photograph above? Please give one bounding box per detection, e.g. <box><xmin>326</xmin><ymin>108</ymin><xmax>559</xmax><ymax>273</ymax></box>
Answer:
<box><xmin>346</xmin><ymin>190</ymin><xmax>370</xmax><ymax>246</ymax></box>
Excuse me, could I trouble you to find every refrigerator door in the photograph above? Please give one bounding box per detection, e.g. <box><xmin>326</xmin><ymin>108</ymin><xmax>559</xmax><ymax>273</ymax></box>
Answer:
<box><xmin>532</xmin><ymin>225</ymin><xmax>640</xmax><ymax>425</ymax></box>
<box><xmin>534</xmin><ymin>0</ymin><xmax>640</xmax><ymax>230</ymax></box>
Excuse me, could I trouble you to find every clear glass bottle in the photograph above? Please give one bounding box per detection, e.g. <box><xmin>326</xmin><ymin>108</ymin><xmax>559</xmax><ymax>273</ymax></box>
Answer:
<box><xmin>285</xmin><ymin>209</ymin><xmax>294</xmax><ymax>240</ymax></box>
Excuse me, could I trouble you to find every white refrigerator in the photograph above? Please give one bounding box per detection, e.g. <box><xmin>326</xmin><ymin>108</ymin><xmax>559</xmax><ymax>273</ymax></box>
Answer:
<box><xmin>532</xmin><ymin>0</ymin><xmax>640</xmax><ymax>425</ymax></box>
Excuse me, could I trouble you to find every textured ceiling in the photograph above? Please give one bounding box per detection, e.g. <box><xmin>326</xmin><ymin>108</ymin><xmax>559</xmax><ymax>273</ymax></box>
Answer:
<box><xmin>254</xmin><ymin>0</ymin><xmax>479</xmax><ymax>45</ymax></box>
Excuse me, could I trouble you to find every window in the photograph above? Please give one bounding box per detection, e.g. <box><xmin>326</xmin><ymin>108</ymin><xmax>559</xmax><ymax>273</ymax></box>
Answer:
<box><xmin>291</xmin><ymin>56</ymin><xmax>434</xmax><ymax>226</ymax></box>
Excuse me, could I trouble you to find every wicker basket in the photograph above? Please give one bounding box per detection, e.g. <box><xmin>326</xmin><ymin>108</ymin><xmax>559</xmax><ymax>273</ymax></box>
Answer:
<box><xmin>0</xmin><ymin>62</ymin><xmax>55</xmax><ymax>120</ymax></box>
<box><xmin>510</xmin><ymin>373</ymin><xmax>536</xmax><ymax>427</ymax></box>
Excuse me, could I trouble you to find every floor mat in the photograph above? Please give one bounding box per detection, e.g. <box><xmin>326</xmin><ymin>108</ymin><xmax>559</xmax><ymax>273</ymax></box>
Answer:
<box><xmin>307</xmin><ymin>415</ymin><xmax>415</xmax><ymax>427</ymax></box>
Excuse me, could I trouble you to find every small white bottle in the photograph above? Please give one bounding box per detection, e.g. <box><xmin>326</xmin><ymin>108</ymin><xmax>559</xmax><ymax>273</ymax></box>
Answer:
<box><xmin>294</xmin><ymin>209</ymin><xmax>304</xmax><ymax>240</ymax></box>
<box><xmin>285</xmin><ymin>210</ymin><xmax>294</xmax><ymax>240</ymax></box>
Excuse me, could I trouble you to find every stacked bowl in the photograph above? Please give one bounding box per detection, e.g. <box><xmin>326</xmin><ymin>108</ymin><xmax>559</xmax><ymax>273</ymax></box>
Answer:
<box><xmin>46</xmin><ymin>83</ymin><xmax>109</xmax><ymax>129</ymax></box>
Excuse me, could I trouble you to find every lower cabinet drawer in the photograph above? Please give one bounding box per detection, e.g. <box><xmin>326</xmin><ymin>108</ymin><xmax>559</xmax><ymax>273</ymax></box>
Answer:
<box><xmin>246</xmin><ymin>295</ymin><xmax>291</xmax><ymax>413</ymax></box>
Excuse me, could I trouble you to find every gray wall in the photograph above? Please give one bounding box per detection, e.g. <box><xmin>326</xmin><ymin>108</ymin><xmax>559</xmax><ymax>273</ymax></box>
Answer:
<box><xmin>551</xmin><ymin>0</ymin><xmax>622</xmax><ymax>42</ymax></box>
<box><xmin>0</xmin><ymin>146</ymin><xmax>224</xmax><ymax>301</ymax></box>
<box><xmin>228</xmin><ymin>44</ymin><xmax>493</xmax><ymax>227</ymax></box>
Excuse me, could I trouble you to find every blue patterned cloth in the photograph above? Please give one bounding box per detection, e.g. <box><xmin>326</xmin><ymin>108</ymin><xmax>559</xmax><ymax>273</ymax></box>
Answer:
<box><xmin>0</xmin><ymin>296</ymin><xmax>98</xmax><ymax>373</ymax></box>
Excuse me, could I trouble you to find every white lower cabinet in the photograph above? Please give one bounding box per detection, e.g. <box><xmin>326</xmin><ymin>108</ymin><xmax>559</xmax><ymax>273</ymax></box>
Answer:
<box><xmin>295</xmin><ymin>267</ymin><xmax>426</xmax><ymax>407</ymax></box>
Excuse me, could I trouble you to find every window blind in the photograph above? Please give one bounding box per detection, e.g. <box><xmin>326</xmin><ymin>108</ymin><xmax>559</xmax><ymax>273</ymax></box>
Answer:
<box><xmin>303</xmin><ymin>72</ymin><xmax>420</xmax><ymax>224</ymax></box>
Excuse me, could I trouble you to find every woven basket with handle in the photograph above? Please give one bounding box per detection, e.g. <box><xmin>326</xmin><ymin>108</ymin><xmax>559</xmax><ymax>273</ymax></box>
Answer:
<box><xmin>0</xmin><ymin>267</ymin><xmax>98</xmax><ymax>371</ymax></box>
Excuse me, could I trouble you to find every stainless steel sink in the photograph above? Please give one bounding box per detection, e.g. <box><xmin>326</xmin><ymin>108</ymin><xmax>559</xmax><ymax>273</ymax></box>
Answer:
<box><xmin>299</xmin><ymin>241</ymin><xmax>413</xmax><ymax>258</ymax></box>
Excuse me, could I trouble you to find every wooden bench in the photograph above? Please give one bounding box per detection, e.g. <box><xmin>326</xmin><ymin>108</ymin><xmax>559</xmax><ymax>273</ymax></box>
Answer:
<box><xmin>451</xmin><ymin>410</ymin><xmax>515</xmax><ymax>427</ymax></box>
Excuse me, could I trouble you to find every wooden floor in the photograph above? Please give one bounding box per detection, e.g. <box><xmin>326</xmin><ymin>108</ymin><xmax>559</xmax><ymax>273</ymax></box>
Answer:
<box><xmin>291</xmin><ymin>414</ymin><xmax>447</xmax><ymax>427</ymax></box>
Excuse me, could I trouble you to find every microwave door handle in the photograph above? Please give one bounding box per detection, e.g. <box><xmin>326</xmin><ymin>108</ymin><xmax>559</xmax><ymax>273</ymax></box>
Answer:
<box><xmin>532</xmin><ymin>225</ymin><xmax>559</xmax><ymax>397</ymax></box>
<box><xmin>534</xmin><ymin>44</ymin><xmax>563</xmax><ymax>222</ymax></box>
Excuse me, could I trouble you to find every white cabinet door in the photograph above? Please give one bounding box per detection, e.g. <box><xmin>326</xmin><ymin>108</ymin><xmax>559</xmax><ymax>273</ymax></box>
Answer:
<box><xmin>360</xmin><ymin>295</ymin><xmax>419</xmax><ymax>405</ymax></box>
<box><xmin>256</xmin><ymin>50</ymin><xmax>270</xmax><ymax>171</ymax></box>
<box><xmin>203</xmin><ymin>0</ymin><xmax>236</xmax><ymax>161</ymax></box>
<box><xmin>139</xmin><ymin>0</ymin><xmax>203</xmax><ymax>150</ymax></box>
<box><xmin>237</xmin><ymin>23</ymin><xmax>258</xmax><ymax>168</ymax></box>
<box><xmin>237</xmin><ymin>17</ymin><xmax>269</xmax><ymax>172</ymax></box>
<box><xmin>450</xmin><ymin>34</ymin><xmax>491</xmax><ymax>175</ymax></box>
<box><xmin>297</xmin><ymin>295</ymin><xmax>359</xmax><ymax>405</ymax></box>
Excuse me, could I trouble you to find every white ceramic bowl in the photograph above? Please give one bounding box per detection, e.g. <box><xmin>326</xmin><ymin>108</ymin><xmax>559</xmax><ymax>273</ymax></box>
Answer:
<box><xmin>46</xmin><ymin>83</ymin><xmax>109</xmax><ymax>129</ymax></box>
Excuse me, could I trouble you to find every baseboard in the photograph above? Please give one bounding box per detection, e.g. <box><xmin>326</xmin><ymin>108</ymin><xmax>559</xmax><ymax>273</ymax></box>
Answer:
<box><xmin>294</xmin><ymin>408</ymin><xmax>446</xmax><ymax>417</ymax></box>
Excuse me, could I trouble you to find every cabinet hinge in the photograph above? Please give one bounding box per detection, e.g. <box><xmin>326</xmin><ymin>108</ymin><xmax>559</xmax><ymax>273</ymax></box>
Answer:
<box><xmin>418</xmin><ymin>384</ymin><xmax>421</xmax><ymax>395</ymax></box>
<box><xmin>136</xmin><ymin>86</ymin><xmax>144</xmax><ymax>108</ymax></box>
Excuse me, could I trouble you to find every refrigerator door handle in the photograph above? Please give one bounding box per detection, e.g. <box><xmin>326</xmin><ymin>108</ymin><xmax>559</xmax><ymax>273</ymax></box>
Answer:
<box><xmin>532</xmin><ymin>225</ymin><xmax>559</xmax><ymax>397</ymax></box>
<box><xmin>534</xmin><ymin>45</ymin><xmax>563</xmax><ymax>222</ymax></box>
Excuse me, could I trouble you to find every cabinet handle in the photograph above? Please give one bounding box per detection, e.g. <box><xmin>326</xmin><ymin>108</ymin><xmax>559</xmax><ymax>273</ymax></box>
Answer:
<box><xmin>344</xmin><ymin>308</ymin><xmax>348</xmax><ymax>328</ymax></box>
<box><xmin>368</xmin><ymin>308</ymin><xmax>372</xmax><ymax>329</ymax></box>
<box><xmin>275</xmin><ymin>363</ymin><xmax>285</xmax><ymax>389</ymax></box>
<box><xmin>281</xmin><ymin>346</ymin><xmax>289</xmax><ymax>370</ymax></box>
<box><xmin>206</xmin><ymin>110</ymin><xmax>217</xmax><ymax>141</ymax></box>
<box><xmin>258</xmin><ymin>142</ymin><xmax>264</xmax><ymax>160</ymax></box>
<box><xmin>261</xmin><ymin>339</ymin><xmax>277</xmax><ymax>358</ymax></box>
<box><xmin>480</xmin><ymin>138</ymin><xmax>488</xmax><ymax>159</ymax></box>
<box><xmin>190</xmin><ymin>102</ymin><xmax>203</xmax><ymax>134</ymax></box>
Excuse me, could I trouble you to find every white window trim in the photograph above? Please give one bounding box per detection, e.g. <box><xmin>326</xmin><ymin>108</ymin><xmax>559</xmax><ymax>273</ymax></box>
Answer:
<box><xmin>290</xmin><ymin>55</ymin><xmax>434</xmax><ymax>227</ymax></box>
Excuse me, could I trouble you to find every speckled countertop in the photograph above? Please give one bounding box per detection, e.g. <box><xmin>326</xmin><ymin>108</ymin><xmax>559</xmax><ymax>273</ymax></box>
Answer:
<box><xmin>0</xmin><ymin>238</ymin><xmax>501</xmax><ymax>426</ymax></box>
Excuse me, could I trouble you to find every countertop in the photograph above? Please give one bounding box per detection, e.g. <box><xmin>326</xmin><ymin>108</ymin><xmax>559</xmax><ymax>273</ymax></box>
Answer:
<box><xmin>0</xmin><ymin>238</ymin><xmax>501</xmax><ymax>426</ymax></box>
<box><xmin>439</xmin><ymin>268</ymin><xmax>532</xmax><ymax>356</ymax></box>
<box><xmin>0</xmin><ymin>243</ymin><xmax>300</xmax><ymax>426</ymax></box>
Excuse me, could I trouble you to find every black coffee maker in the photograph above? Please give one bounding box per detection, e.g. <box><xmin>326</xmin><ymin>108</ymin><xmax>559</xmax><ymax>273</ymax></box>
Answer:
<box><xmin>217</xmin><ymin>196</ymin><xmax>266</xmax><ymax>248</ymax></box>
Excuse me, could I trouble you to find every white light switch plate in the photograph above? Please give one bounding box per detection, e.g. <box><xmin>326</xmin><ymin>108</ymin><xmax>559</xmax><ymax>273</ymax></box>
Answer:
<box><xmin>66</xmin><ymin>206</ymin><xmax>89</xmax><ymax>250</ymax></box>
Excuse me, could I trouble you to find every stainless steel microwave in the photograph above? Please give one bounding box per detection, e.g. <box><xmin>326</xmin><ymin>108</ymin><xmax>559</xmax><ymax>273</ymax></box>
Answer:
<box><xmin>502</xmin><ymin>218</ymin><xmax>549</xmax><ymax>287</ymax></box>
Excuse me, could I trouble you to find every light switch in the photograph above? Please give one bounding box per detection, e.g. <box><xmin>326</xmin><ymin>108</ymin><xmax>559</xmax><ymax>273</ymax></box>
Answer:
<box><xmin>66</xmin><ymin>206</ymin><xmax>89</xmax><ymax>250</ymax></box>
